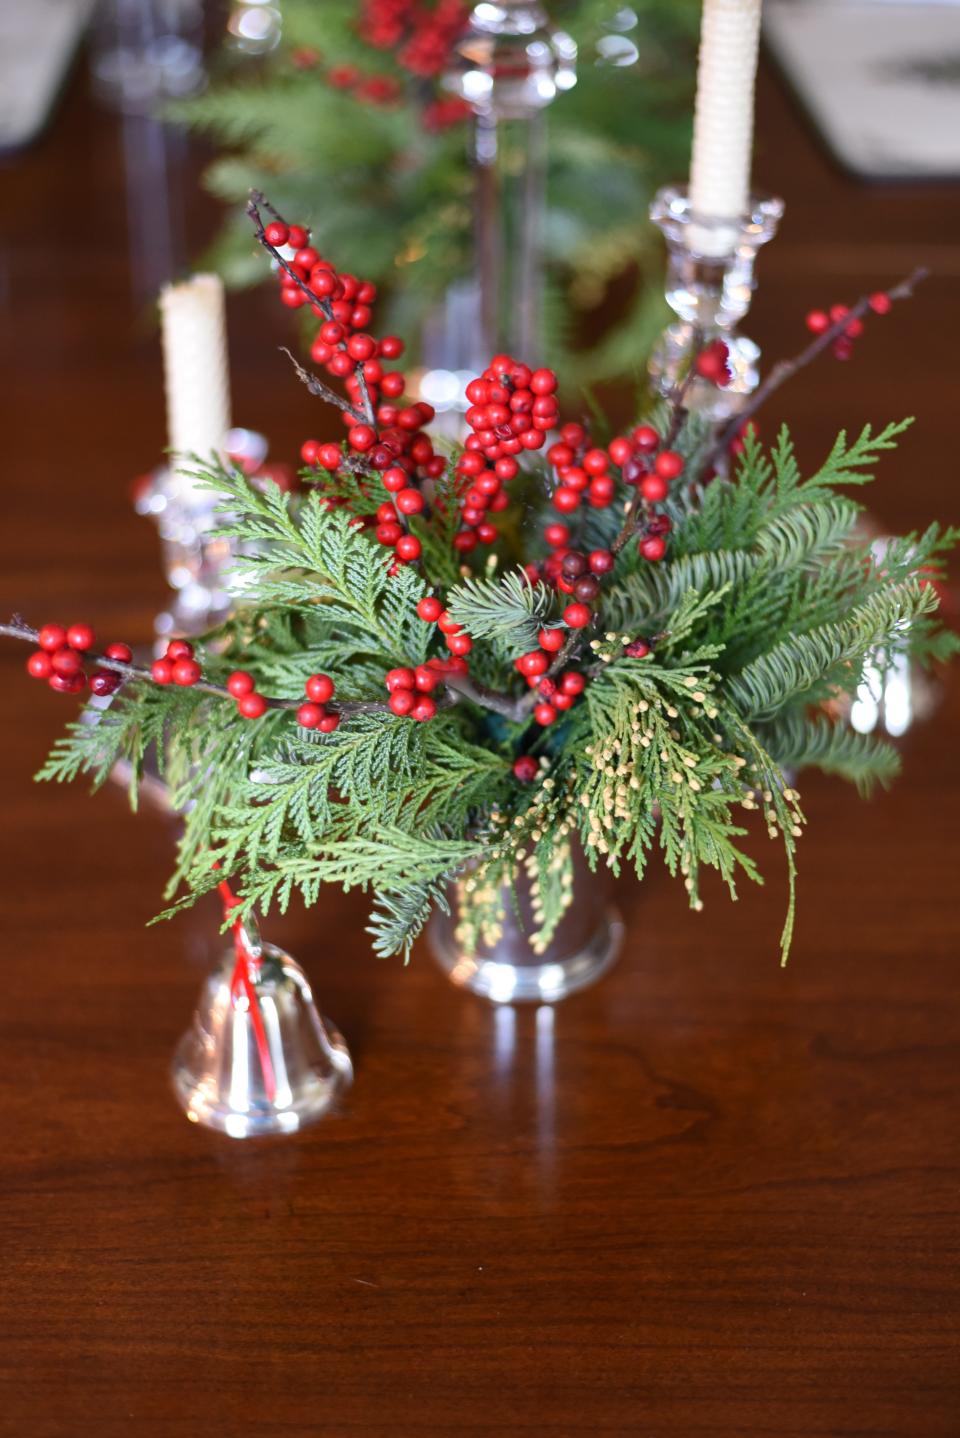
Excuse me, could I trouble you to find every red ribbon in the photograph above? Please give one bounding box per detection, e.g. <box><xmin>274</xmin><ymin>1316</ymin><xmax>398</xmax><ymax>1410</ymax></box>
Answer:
<box><xmin>215</xmin><ymin>868</ymin><xmax>277</xmax><ymax>1103</ymax></box>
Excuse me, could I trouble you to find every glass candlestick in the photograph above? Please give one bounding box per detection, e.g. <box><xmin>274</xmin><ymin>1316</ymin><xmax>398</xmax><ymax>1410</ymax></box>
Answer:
<box><xmin>443</xmin><ymin>1</ymin><xmax>577</xmax><ymax>365</ymax></box>
<box><xmin>134</xmin><ymin>426</ymin><xmax>273</xmax><ymax>642</ymax></box>
<box><xmin>648</xmin><ymin>183</ymin><xmax>784</xmax><ymax>421</ymax></box>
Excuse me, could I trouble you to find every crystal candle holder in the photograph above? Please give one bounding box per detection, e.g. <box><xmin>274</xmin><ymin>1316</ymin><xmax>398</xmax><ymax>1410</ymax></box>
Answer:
<box><xmin>648</xmin><ymin>183</ymin><xmax>784</xmax><ymax>421</ymax></box>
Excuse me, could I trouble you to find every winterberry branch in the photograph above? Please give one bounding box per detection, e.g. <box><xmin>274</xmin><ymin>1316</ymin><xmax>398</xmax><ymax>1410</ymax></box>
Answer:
<box><xmin>247</xmin><ymin>191</ymin><xmax>378</xmax><ymax>430</ymax></box>
<box><xmin>701</xmin><ymin>267</ymin><xmax>930</xmax><ymax>474</ymax></box>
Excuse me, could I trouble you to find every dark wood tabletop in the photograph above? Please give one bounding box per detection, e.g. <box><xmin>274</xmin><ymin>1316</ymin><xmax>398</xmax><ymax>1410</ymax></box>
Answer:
<box><xmin>1</xmin><ymin>57</ymin><xmax>958</xmax><ymax>1438</ymax></box>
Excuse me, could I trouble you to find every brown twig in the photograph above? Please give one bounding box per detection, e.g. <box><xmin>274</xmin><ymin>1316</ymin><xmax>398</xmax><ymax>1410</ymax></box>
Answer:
<box><xmin>701</xmin><ymin>266</ymin><xmax>930</xmax><ymax>474</ymax></box>
<box><xmin>279</xmin><ymin>347</ymin><xmax>365</xmax><ymax>422</ymax></box>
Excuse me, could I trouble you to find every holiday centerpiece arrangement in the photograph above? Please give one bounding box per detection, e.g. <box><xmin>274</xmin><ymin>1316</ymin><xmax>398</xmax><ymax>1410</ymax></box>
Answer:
<box><xmin>173</xmin><ymin>0</ymin><xmax>700</xmax><ymax>381</ymax></box>
<box><xmin>7</xmin><ymin>196</ymin><xmax>954</xmax><ymax>971</ymax></box>
<box><xmin>5</xmin><ymin>0</ymin><xmax>957</xmax><ymax>1132</ymax></box>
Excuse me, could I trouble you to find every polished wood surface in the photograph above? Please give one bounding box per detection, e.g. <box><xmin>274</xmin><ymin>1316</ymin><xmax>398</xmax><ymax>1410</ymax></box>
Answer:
<box><xmin>1</xmin><ymin>63</ymin><xmax>958</xmax><ymax>1438</ymax></box>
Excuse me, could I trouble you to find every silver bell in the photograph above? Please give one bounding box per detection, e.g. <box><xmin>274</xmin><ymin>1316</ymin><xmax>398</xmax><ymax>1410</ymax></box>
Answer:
<box><xmin>171</xmin><ymin>936</ymin><xmax>353</xmax><ymax>1138</ymax></box>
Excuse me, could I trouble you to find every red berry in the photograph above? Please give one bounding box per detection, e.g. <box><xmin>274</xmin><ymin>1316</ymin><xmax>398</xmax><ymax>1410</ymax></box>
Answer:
<box><xmin>512</xmin><ymin>756</ymin><xmax>539</xmax><ymax>783</ymax></box>
<box><xmin>413</xmin><ymin>665</ymin><xmax>438</xmax><ymax>693</ymax></box>
<box><xmin>38</xmin><ymin>624</ymin><xmax>66</xmax><ymax>652</ymax></box>
<box><xmin>172</xmin><ymin>659</ymin><xmax>201</xmax><ymax>687</ymax></box>
<box><xmin>318</xmin><ymin>711</ymin><xmax>341</xmax><ymax>733</ymax></box>
<box><xmin>518</xmin><ymin>650</ymin><xmax>549</xmax><ymax>677</ymax></box>
<box><xmin>553</xmin><ymin>486</ymin><xmax>580</xmax><ymax>514</ymax></box>
<box><xmin>534</xmin><ymin>702</ymin><xmax>557</xmax><ymax>726</ymax></box>
<box><xmin>538</xmin><ymin>628</ymin><xmax>565</xmax><ymax>653</ymax></box>
<box><xmin>27</xmin><ymin>651</ymin><xmax>52</xmax><ymax>679</ymax></box>
<box><xmin>348</xmin><ymin>424</ymin><xmax>376</xmax><ymax>453</ymax></box>
<box><xmin>105</xmin><ymin>642</ymin><xmax>133</xmax><ymax>663</ymax></box>
<box><xmin>530</xmin><ymin>368</ymin><xmax>557</xmax><ymax>395</ymax></box>
<box><xmin>165</xmin><ymin>639</ymin><xmax>194</xmax><ymax>661</ymax></box>
<box><xmin>380</xmin><ymin>335</ymin><xmax>404</xmax><ymax>359</ymax></box>
<box><xmin>395</xmin><ymin>534</ymin><xmax>422</xmax><ymax>561</ymax></box>
<box><xmin>286</xmin><ymin>224</ymin><xmax>308</xmax><ymax>249</ymax></box>
<box><xmin>608</xmin><ymin>437</ymin><xmax>633</xmax><ymax>466</ymax></box>
<box><xmin>632</xmin><ymin>425</ymin><xmax>659</xmax><ymax>453</ymax></box>
<box><xmin>66</xmin><ymin>623</ymin><xmax>94</xmax><ymax>651</ymax></box>
<box><xmin>264</xmin><ymin>221</ymin><xmax>289</xmax><ymax>246</ymax></box>
<box><xmin>151</xmin><ymin>658</ymin><xmax>174</xmax><ymax>685</ymax></box>
<box><xmin>376</xmin><ymin>522</ymin><xmax>403</xmax><ymax>547</ymax></box>
<box><xmin>588</xmin><ymin>549</ymin><xmax>614</xmax><ymax>575</ymax></box>
<box><xmin>385</xmin><ymin>667</ymin><xmax>416</xmax><ymax>692</ymax></box>
<box><xmin>588</xmin><ymin>476</ymin><xmax>615</xmax><ymax>507</ymax></box>
<box><xmin>654</xmin><ymin>450</ymin><xmax>684</xmax><ymax>480</ymax></box>
<box><xmin>869</xmin><ymin>292</ymin><xmax>892</xmax><ymax>315</ymax></box>
<box><xmin>417</xmin><ymin>596</ymin><xmax>443</xmax><ymax>622</ymax></box>
<box><xmin>560</xmin><ymin>671</ymin><xmax>585</xmax><ymax>696</ymax></box>
<box><xmin>90</xmin><ymin>670</ymin><xmax>121</xmax><ymax>697</ymax></box>
<box><xmin>49</xmin><ymin>672</ymin><xmax>85</xmax><ymax>694</ymax></box>
<box><xmin>625</xmin><ymin>639</ymin><xmax>650</xmax><ymax>658</ymax></box>
<box><xmin>583</xmin><ymin>449</ymin><xmax>609</xmax><ymax>476</ymax></box>
<box><xmin>544</xmin><ymin>523</ymin><xmax>570</xmax><ymax>549</ymax></box>
<box><xmin>640</xmin><ymin>474</ymin><xmax>669</xmax><ymax>503</ymax></box>
<box><xmin>806</xmin><ymin>309</ymin><xmax>830</xmax><ymax>334</ymax></box>
<box><xmin>447</xmin><ymin>632</ymin><xmax>472</xmax><ymax>657</ymax></box>
<box><xmin>318</xmin><ymin>444</ymin><xmax>342</xmax><ymax>471</ymax></box>
<box><xmin>437</xmin><ymin>610</ymin><xmax>461</xmax><ymax>635</ymax></box>
<box><xmin>50</xmin><ymin>647</ymin><xmax>83</xmax><ymax>677</ymax></box>
<box><xmin>563</xmin><ymin>603</ymin><xmax>592</xmax><ymax>629</ymax></box>
<box><xmin>639</xmin><ymin>535</ymin><xmax>667</xmax><ymax>562</ymax></box>
<box><xmin>389</xmin><ymin>689</ymin><xmax>415</xmax><ymax>716</ymax></box>
<box><xmin>305</xmin><ymin>673</ymin><xmax>335</xmax><ymax>703</ymax></box>
<box><xmin>411</xmin><ymin>696</ymin><xmax>437</xmax><ymax>722</ymax></box>
<box><xmin>396</xmin><ymin>488</ymin><xmax>425</xmax><ymax>516</ymax></box>
<box><xmin>238</xmin><ymin>692</ymin><xmax>268</xmax><ymax>719</ymax></box>
<box><xmin>297</xmin><ymin>702</ymin><xmax>325</xmax><ymax>729</ymax></box>
<box><xmin>227</xmin><ymin>670</ymin><xmax>255</xmax><ymax>698</ymax></box>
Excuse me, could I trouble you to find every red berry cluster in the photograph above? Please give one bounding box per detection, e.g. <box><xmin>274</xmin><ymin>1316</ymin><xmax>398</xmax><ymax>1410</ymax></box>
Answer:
<box><xmin>452</xmin><ymin>359</ymin><xmax>559</xmax><ymax>553</ymax></box>
<box><xmin>296</xmin><ymin>673</ymin><xmax>341</xmax><ymax>732</ymax></box>
<box><xmin>384</xmin><ymin>665</ymin><xmax>439</xmax><ymax>721</ymax></box>
<box><xmin>226</xmin><ymin>670</ymin><xmax>269</xmax><ymax>720</ymax></box>
<box><xmin>415</xmin><ymin>600</ymin><xmax>473</xmax><ymax>658</ymax></box>
<box><xmin>151</xmin><ymin>639</ymin><xmax>202</xmax><ymax>689</ymax></box>
<box><xmin>264</xmin><ymin>216</ymin><xmax>445</xmax><ymax>568</ymax></box>
<box><xmin>545</xmin><ymin>423</ymin><xmax>617</xmax><ymax>520</ymax></box>
<box><xmin>515</xmin><ymin>643</ymin><xmax>586</xmax><ymax>727</ymax></box>
<box><xmin>360</xmin><ymin>0</ymin><xmax>468</xmax><ymax>78</ymax></box>
<box><xmin>26</xmin><ymin>624</ymin><xmax>129</xmax><ymax>698</ymax></box>
<box><xmin>695</xmin><ymin>338</ymin><xmax>732</xmax><ymax>387</ymax></box>
<box><xmin>805</xmin><ymin>293</ymin><xmax>889</xmax><ymax>360</ymax></box>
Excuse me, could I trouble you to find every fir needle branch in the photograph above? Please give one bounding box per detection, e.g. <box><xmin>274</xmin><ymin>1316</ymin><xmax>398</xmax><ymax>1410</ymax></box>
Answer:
<box><xmin>701</xmin><ymin>267</ymin><xmax>929</xmax><ymax>473</ymax></box>
<box><xmin>247</xmin><ymin>190</ymin><xmax>377</xmax><ymax>429</ymax></box>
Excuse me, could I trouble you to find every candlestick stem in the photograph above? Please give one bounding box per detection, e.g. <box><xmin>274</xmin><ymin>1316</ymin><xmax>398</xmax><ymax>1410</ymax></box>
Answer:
<box><xmin>648</xmin><ymin>183</ymin><xmax>783</xmax><ymax>422</ymax></box>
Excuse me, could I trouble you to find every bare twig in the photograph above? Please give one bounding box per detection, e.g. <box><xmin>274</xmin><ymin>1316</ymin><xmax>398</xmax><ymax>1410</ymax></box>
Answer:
<box><xmin>280</xmin><ymin>347</ymin><xmax>365</xmax><ymax>421</ymax></box>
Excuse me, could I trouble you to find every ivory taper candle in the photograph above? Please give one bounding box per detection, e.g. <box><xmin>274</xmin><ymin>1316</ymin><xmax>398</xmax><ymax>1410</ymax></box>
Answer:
<box><xmin>159</xmin><ymin>273</ymin><xmax>232</xmax><ymax>475</ymax></box>
<box><xmin>688</xmin><ymin>0</ymin><xmax>763</xmax><ymax>248</ymax></box>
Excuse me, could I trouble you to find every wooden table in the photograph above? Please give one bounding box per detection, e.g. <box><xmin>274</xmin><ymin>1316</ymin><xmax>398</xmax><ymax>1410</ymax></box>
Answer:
<box><xmin>1</xmin><ymin>63</ymin><xmax>958</xmax><ymax>1437</ymax></box>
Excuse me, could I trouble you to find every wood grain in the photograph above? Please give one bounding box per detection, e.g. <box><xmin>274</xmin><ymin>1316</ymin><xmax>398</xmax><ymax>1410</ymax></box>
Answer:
<box><xmin>0</xmin><ymin>65</ymin><xmax>958</xmax><ymax>1438</ymax></box>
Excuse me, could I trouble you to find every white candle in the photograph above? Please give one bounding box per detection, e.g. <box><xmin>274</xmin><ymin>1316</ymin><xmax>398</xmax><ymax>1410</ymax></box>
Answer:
<box><xmin>159</xmin><ymin>273</ymin><xmax>232</xmax><ymax>475</ymax></box>
<box><xmin>689</xmin><ymin>0</ymin><xmax>763</xmax><ymax>249</ymax></box>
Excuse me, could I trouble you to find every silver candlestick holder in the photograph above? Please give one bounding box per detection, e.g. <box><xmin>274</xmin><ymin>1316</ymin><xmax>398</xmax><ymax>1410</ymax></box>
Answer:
<box><xmin>648</xmin><ymin>183</ymin><xmax>784</xmax><ymax>421</ymax></box>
